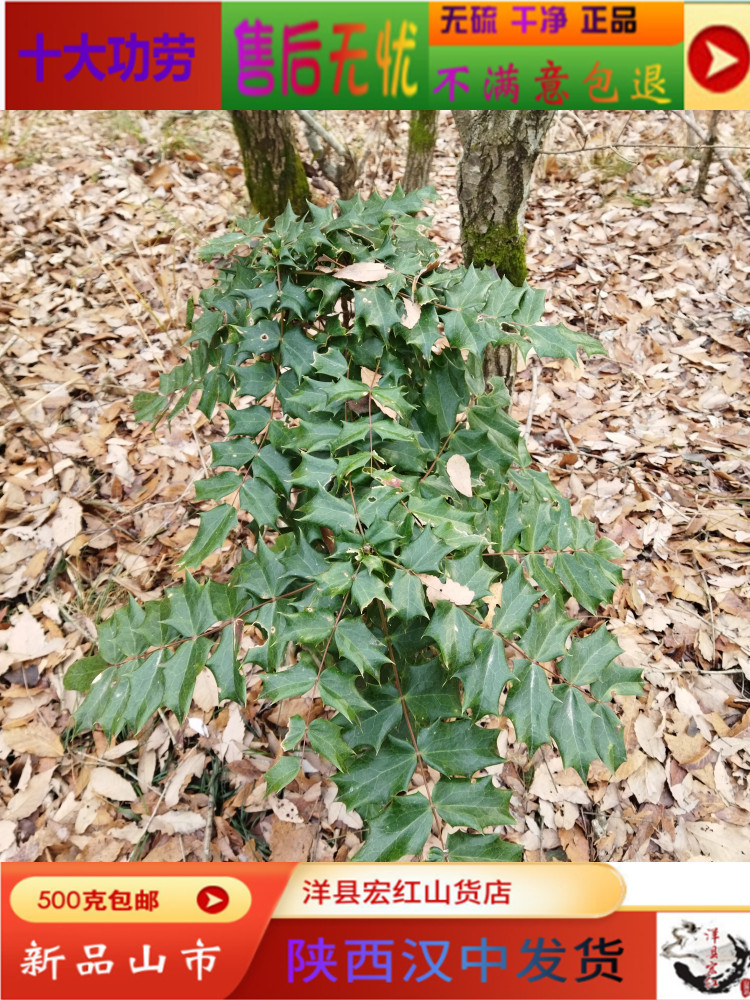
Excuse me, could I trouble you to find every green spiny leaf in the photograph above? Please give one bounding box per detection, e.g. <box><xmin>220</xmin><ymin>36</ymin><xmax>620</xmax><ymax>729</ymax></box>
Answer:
<box><xmin>433</xmin><ymin>777</ymin><xmax>514</xmax><ymax>829</ymax></box>
<box><xmin>180</xmin><ymin>505</ymin><xmax>238</xmax><ymax>570</ymax></box>
<box><xmin>265</xmin><ymin>756</ymin><xmax>301</xmax><ymax>795</ymax></box>
<box><xmin>354</xmin><ymin>794</ymin><xmax>432</xmax><ymax>862</ymax></box>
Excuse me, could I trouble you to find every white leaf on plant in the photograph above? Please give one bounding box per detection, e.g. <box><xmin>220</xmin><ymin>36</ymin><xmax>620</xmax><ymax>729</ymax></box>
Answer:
<box><xmin>417</xmin><ymin>574</ymin><xmax>474</xmax><ymax>606</ymax></box>
<box><xmin>334</xmin><ymin>261</ymin><xmax>392</xmax><ymax>282</ymax></box>
<box><xmin>446</xmin><ymin>454</ymin><xmax>472</xmax><ymax>497</ymax></box>
<box><xmin>400</xmin><ymin>299</ymin><xmax>421</xmax><ymax>329</ymax></box>
<box><xmin>482</xmin><ymin>582</ymin><xmax>504</xmax><ymax>628</ymax></box>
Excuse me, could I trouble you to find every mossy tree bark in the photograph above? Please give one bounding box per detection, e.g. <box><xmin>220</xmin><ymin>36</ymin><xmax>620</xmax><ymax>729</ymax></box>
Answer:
<box><xmin>402</xmin><ymin>110</ymin><xmax>439</xmax><ymax>192</ymax></box>
<box><xmin>230</xmin><ymin>110</ymin><xmax>310</xmax><ymax>221</ymax></box>
<box><xmin>453</xmin><ymin>110</ymin><xmax>555</xmax><ymax>399</ymax></box>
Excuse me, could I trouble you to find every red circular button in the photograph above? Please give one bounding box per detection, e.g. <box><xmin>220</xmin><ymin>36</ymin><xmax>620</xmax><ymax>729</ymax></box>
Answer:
<box><xmin>688</xmin><ymin>25</ymin><xmax>750</xmax><ymax>93</ymax></box>
<box><xmin>197</xmin><ymin>885</ymin><xmax>230</xmax><ymax>914</ymax></box>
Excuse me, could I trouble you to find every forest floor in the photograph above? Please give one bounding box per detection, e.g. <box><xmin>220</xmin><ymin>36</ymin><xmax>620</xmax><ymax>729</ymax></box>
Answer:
<box><xmin>1</xmin><ymin>108</ymin><xmax>749</xmax><ymax>863</ymax></box>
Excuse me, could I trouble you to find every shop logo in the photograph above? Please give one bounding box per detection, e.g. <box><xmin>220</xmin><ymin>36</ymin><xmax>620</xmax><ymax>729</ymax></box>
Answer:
<box><xmin>661</xmin><ymin>921</ymin><xmax>750</xmax><ymax>995</ymax></box>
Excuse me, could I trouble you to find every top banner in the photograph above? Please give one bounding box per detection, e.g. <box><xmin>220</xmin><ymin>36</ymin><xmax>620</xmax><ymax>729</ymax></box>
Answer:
<box><xmin>3</xmin><ymin>1</ymin><xmax>750</xmax><ymax>109</ymax></box>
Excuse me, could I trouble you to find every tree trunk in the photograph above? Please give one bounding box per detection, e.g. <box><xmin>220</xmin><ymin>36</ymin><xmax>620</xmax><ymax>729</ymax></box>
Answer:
<box><xmin>230</xmin><ymin>110</ymin><xmax>310</xmax><ymax>221</ymax></box>
<box><xmin>453</xmin><ymin>110</ymin><xmax>555</xmax><ymax>398</ymax></box>
<box><xmin>402</xmin><ymin>110</ymin><xmax>439</xmax><ymax>192</ymax></box>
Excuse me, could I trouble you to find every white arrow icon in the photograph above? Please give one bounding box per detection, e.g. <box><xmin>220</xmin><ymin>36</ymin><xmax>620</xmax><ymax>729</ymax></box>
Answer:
<box><xmin>204</xmin><ymin>892</ymin><xmax>224</xmax><ymax>909</ymax></box>
<box><xmin>705</xmin><ymin>40</ymin><xmax>739</xmax><ymax>79</ymax></box>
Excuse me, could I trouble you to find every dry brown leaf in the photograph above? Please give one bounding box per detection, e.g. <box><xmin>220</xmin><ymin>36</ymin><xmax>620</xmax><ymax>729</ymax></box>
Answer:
<box><xmin>685</xmin><ymin>822</ymin><xmax>750</xmax><ymax>861</ymax></box>
<box><xmin>559</xmin><ymin>825</ymin><xmax>591</xmax><ymax>862</ymax></box>
<box><xmin>5</xmin><ymin>769</ymin><xmax>54</xmax><ymax>820</ymax></box>
<box><xmin>446</xmin><ymin>453</ymin><xmax>472</xmax><ymax>497</ymax></box>
<box><xmin>634</xmin><ymin>715</ymin><xmax>666</xmax><ymax>762</ymax></box>
<box><xmin>268</xmin><ymin>815</ymin><xmax>314</xmax><ymax>860</ymax></box>
<box><xmin>3</xmin><ymin>723</ymin><xmax>64</xmax><ymax>758</ymax></box>
<box><xmin>417</xmin><ymin>574</ymin><xmax>474</xmax><ymax>606</ymax></box>
<box><xmin>0</xmin><ymin>609</ymin><xmax>65</xmax><ymax>665</ymax></box>
<box><xmin>0</xmin><ymin>820</ymin><xmax>17</xmax><ymax>852</ymax></box>
<box><xmin>151</xmin><ymin>811</ymin><xmax>207</xmax><ymax>835</ymax></box>
<box><xmin>400</xmin><ymin>299</ymin><xmax>421</xmax><ymax>329</ymax></box>
<box><xmin>625</xmin><ymin>758</ymin><xmax>666</xmax><ymax>804</ymax></box>
<box><xmin>360</xmin><ymin>366</ymin><xmax>380</xmax><ymax>389</ymax></box>
<box><xmin>482</xmin><ymin>582</ymin><xmax>504</xmax><ymax>628</ymax></box>
<box><xmin>88</xmin><ymin>767</ymin><xmax>138</xmax><ymax>802</ymax></box>
<box><xmin>101</xmin><ymin>739</ymin><xmax>139</xmax><ymax>761</ymax></box>
<box><xmin>164</xmin><ymin>752</ymin><xmax>206</xmax><ymax>808</ymax></box>
<box><xmin>333</xmin><ymin>261</ymin><xmax>392</xmax><ymax>282</ymax></box>
<box><xmin>269</xmin><ymin>796</ymin><xmax>303</xmax><ymax>824</ymax></box>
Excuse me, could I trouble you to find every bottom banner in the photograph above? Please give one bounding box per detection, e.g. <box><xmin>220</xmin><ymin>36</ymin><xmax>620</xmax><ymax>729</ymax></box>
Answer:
<box><xmin>235</xmin><ymin>914</ymin><xmax>656</xmax><ymax>999</ymax></box>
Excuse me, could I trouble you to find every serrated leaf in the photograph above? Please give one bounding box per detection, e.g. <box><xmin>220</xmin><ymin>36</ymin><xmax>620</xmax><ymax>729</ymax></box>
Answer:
<box><xmin>400</xmin><ymin>525</ymin><xmax>452</xmax><ymax>574</ymax></box>
<box><xmin>283</xmin><ymin>715</ymin><xmax>306</xmax><ymax>751</ymax></box>
<box><xmin>343</xmin><ymin>686</ymin><xmax>404</xmax><ymax>753</ymax></box>
<box><xmin>298</xmin><ymin>490</ymin><xmax>358</xmax><ymax>534</ymax></box>
<box><xmin>97</xmin><ymin>596</ymin><xmax>147</xmax><ymax>663</ymax></box>
<box><xmin>589</xmin><ymin>658</ymin><xmax>644</xmax><ymax>703</ymax></box>
<box><xmin>559</xmin><ymin>627</ymin><xmax>622</xmax><ymax>686</ymax></box>
<box><xmin>125</xmin><ymin>649</ymin><xmax>166</xmax><ymax>733</ymax></box>
<box><xmin>424</xmin><ymin>602</ymin><xmax>476</xmax><ymax>670</ymax></box>
<box><xmin>399</xmin><ymin>302</ymin><xmax>441</xmax><ymax>358</ymax></box>
<box><xmin>550</xmin><ymin>686</ymin><xmax>597</xmax><ymax>780</ymax></box>
<box><xmin>354</xmin><ymin>286</ymin><xmax>402</xmax><ymax>337</ymax></box>
<box><xmin>207</xmin><ymin>625</ymin><xmax>245</xmax><ymax>703</ymax></box>
<box><xmin>401</xmin><ymin>659</ymin><xmax>462</xmax><ymax>725</ymax></box>
<box><xmin>524</xmin><ymin>322</ymin><xmax>606</xmax><ymax>362</ymax></box>
<box><xmin>239</xmin><ymin>477</ymin><xmax>281</xmax><ymax>527</ymax></box>
<box><xmin>161</xmin><ymin>637</ymin><xmax>211</xmax><ymax>721</ymax></box>
<box><xmin>433</xmin><ymin>777</ymin><xmax>514</xmax><ymax>828</ymax></box>
<box><xmin>226</xmin><ymin>405</ymin><xmax>271</xmax><ymax>437</ymax></box>
<box><xmin>280</xmin><ymin>328</ymin><xmax>317</xmax><ymax>377</ymax></box>
<box><xmin>334</xmin><ymin>619</ymin><xmax>390</xmax><ymax>679</ymax></box>
<box><xmin>492</xmin><ymin>562</ymin><xmax>538</xmax><ymax>636</ymax></box>
<box><xmin>333</xmin><ymin>738</ymin><xmax>417</xmax><ymax>818</ymax></box>
<box><xmin>502</xmin><ymin>661</ymin><xmax>555</xmax><ymax>757</ymax></box>
<box><xmin>553</xmin><ymin>552</ymin><xmax>616</xmax><ymax>615</ymax></box>
<box><xmin>290</xmin><ymin>454</ymin><xmax>336</xmax><ymax>491</ymax></box>
<box><xmin>194</xmin><ymin>471</ymin><xmax>242</xmax><ymax>502</ymax></box>
<box><xmin>590</xmin><ymin>702</ymin><xmax>627</xmax><ymax>775</ymax></box>
<box><xmin>417</xmin><ymin>720</ymin><xmax>499</xmax><ymax>777</ymax></box>
<box><xmin>64</xmin><ymin>654</ymin><xmax>108</xmax><ymax>692</ymax></box>
<box><xmin>445</xmin><ymin>832</ymin><xmax>523</xmax><ymax>862</ymax></box>
<box><xmin>133</xmin><ymin>391</ymin><xmax>169</xmax><ymax>423</ymax></box>
<box><xmin>198</xmin><ymin>231</ymin><xmax>251</xmax><ymax>260</ymax></box>
<box><xmin>180</xmin><ymin>505</ymin><xmax>237</xmax><ymax>570</ymax></box>
<box><xmin>389</xmin><ymin>570</ymin><xmax>429</xmax><ymax>622</ymax></box>
<box><xmin>308</xmin><ymin>718</ymin><xmax>353</xmax><ymax>771</ymax></box>
<box><xmin>353</xmin><ymin>794</ymin><xmax>432</xmax><ymax>862</ymax></box>
<box><xmin>318</xmin><ymin>668</ymin><xmax>374</xmax><ymax>724</ymax></box>
<box><xmin>351</xmin><ymin>571</ymin><xmax>394</xmax><ymax>612</ymax></box>
<box><xmin>260</xmin><ymin>662</ymin><xmax>318</xmax><ymax>701</ymax></box>
<box><xmin>265</xmin><ymin>756</ymin><xmax>301</xmax><ymax>795</ymax></box>
<box><xmin>164</xmin><ymin>573</ymin><xmax>217</xmax><ymax>637</ymax></box>
<box><xmin>457</xmin><ymin>631</ymin><xmax>512</xmax><ymax>717</ymax></box>
<box><xmin>518</xmin><ymin>600</ymin><xmax>577</xmax><ymax>663</ymax></box>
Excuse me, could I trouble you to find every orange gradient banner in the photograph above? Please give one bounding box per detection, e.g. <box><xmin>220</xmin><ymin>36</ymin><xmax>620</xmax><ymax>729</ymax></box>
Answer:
<box><xmin>429</xmin><ymin>2</ymin><xmax>683</xmax><ymax>46</ymax></box>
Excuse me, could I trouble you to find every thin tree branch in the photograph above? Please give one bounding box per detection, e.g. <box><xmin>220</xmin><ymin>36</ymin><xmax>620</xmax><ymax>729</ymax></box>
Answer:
<box><xmin>672</xmin><ymin>110</ymin><xmax>750</xmax><ymax>211</ymax></box>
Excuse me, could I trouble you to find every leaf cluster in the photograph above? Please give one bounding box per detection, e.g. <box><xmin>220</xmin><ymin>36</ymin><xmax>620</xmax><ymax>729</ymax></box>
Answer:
<box><xmin>66</xmin><ymin>189</ymin><xmax>641</xmax><ymax>862</ymax></box>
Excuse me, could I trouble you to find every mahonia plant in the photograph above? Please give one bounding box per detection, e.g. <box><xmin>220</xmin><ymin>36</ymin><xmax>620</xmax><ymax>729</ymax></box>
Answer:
<box><xmin>65</xmin><ymin>188</ymin><xmax>642</xmax><ymax>862</ymax></box>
